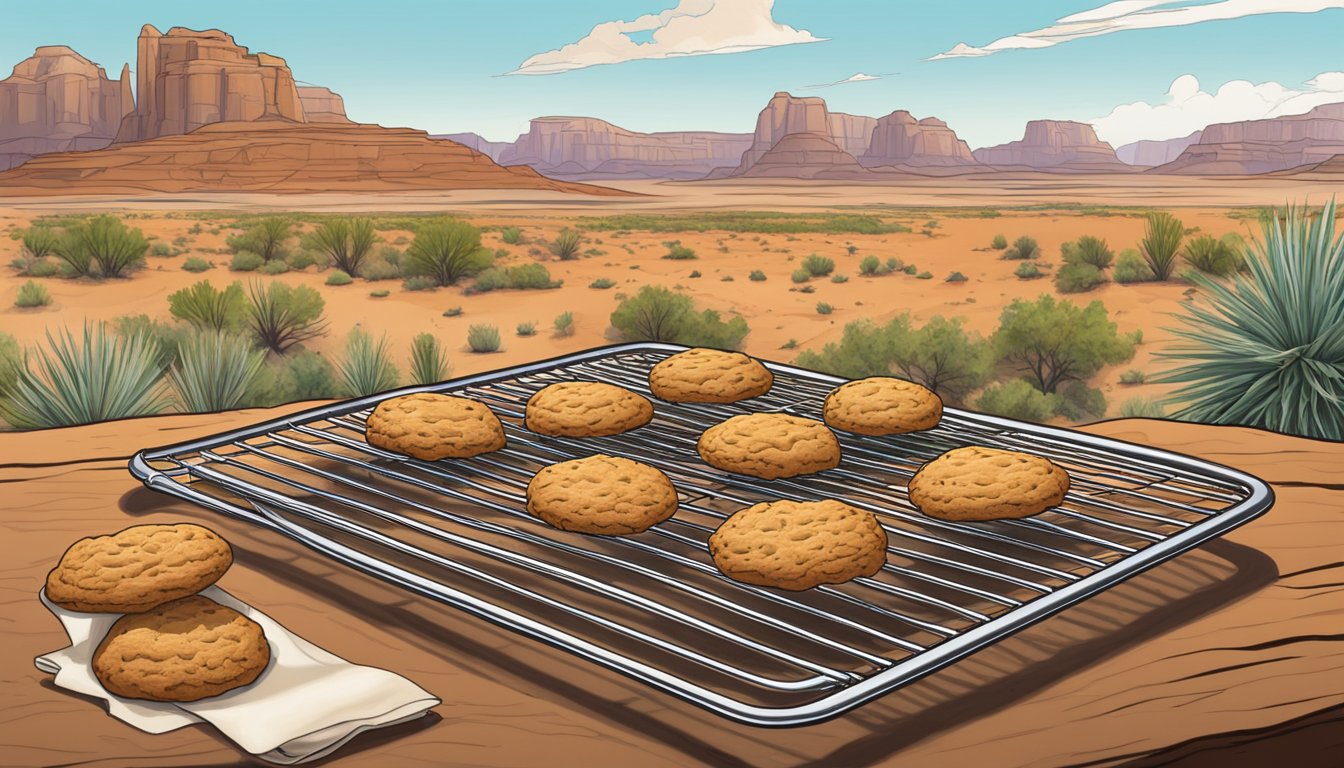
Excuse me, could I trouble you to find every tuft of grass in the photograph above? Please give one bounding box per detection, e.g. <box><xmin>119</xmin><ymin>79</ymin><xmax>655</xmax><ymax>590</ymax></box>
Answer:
<box><xmin>946</xmin><ymin>271</ymin><xmax>968</xmax><ymax>283</ymax></box>
<box><xmin>500</xmin><ymin>226</ymin><xmax>523</xmax><ymax>244</ymax></box>
<box><xmin>1015</xmin><ymin>262</ymin><xmax>1044</xmax><ymax>280</ymax></box>
<box><xmin>230</xmin><ymin>251</ymin><xmax>264</xmax><ymax>271</ymax></box>
<box><xmin>182</xmin><ymin>257</ymin><xmax>212</xmax><ymax>273</ymax></box>
<box><xmin>442</xmin><ymin>307</ymin><xmax>464</xmax><ymax>317</ymax></box>
<box><xmin>1119</xmin><ymin>397</ymin><xmax>1166</xmax><ymax>418</ymax></box>
<box><xmin>831</xmin><ymin>274</ymin><xmax>849</xmax><ymax>284</ymax></box>
<box><xmin>337</xmin><ymin>328</ymin><xmax>400</xmax><ymax>396</ymax></box>
<box><xmin>1067</xmin><ymin>235</ymin><xmax>1115</xmax><ymax>269</ymax></box>
<box><xmin>802</xmin><ymin>253</ymin><xmax>835</xmax><ymax>277</ymax></box>
<box><xmin>516</xmin><ymin>322</ymin><xmax>537</xmax><ymax>337</ymax></box>
<box><xmin>305</xmin><ymin>217</ymin><xmax>377</xmax><ymax>277</ymax></box>
<box><xmin>781</xmin><ymin>338</ymin><xmax>798</xmax><ymax>350</ymax></box>
<box><xmin>467</xmin><ymin>324</ymin><xmax>502</xmax><ymax>353</ymax></box>
<box><xmin>0</xmin><ymin>322</ymin><xmax>169</xmax><ymax>428</ymax></box>
<box><xmin>991</xmin><ymin>233</ymin><xmax>1009</xmax><ymax>250</ymax></box>
<box><xmin>15</xmin><ymin>280</ymin><xmax>51</xmax><ymax>308</ymax></box>
<box><xmin>369</xmin><ymin>289</ymin><xmax>390</xmax><ymax>298</ymax></box>
<box><xmin>551</xmin><ymin>228</ymin><xmax>583</xmax><ymax>260</ymax></box>
<box><xmin>1119</xmin><ymin>369</ymin><xmax>1147</xmax><ymax>385</ymax></box>
<box><xmin>245</xmin><ymin>281</ymin><xmax>328</xmax><ymax>354</ymax></box>
<box><xmin>1114</xmin><ymin>249</ymin><xmax>1155</xmax><ymax>283</ymax></box>
<box><xmin>256</xmin><ymin>259</ymin><xmax>289</xmax><ymax>276</ymax></box>
<box><xmin>916</xmin><ymin>271</ymin><xmax>933</xmax><ymax>280</ymax></box>
<box><xmin>1001</xmin><ymin>235</ymin><xmax>1040</xmax><ymax>260</ymax></box>
<box><xmin>150</xmin><ymin>242</ymin><xmax>175</xmax><ymax>258</ymax></box>
<box><xmin>168</xmin><ymin>280</ymin><xmax>246</xmax><ymax>332</ymax></box>
<box><xmin>325</xmin><ymin>269</ymin><xmax>353</xmax><ymax>286</ymax></box>
<box><xmin>169</xmin><ymin>331</ymin><xmax>266</xmax><ymax>413</ymax></box>
<box><xmin>816</xmin><ymin>302</ymin><xmax>833</xmax><ymax>315</ymax></box>
<box><xmin>22</xmin><ymin>227</ymin><xmax>59</xmax><ymax>260</ymax></box>
<box><xmin>902</xmin><ymin>264</ymin><xmax>918</xmax><ymax>275</ymax></box>
<box><xmin>409</xmin><ymin>333</ymin><xmax>450</xmax><ymax>385</ymax></box>
<box><xmin>1182</xmin><ymin>234</ymin><xmax>1244</xmax><ymax>277</ymax></box>
<box><xmin>662</xmin><ymin>240</ymin><xmax>697</xmax><ymax>260</ymax></box>
<box><xmin>227</xmin><ymin>216</ymin><xmax>292</xmax><ymax>262</ymax></box>
<box><xmin>748</xmin><ymin>270</ymin><xmax>767</xmax><ymax>281</ymax></box>
<box><xmin>1140</xmin><ymin>211</ymin><xmax>1184</xmax><ymax>280</ymax></box>
<box><xmin>589</xmin><ymin>277</ymin><xmax>617</xmax><ymax>289</ymax></box>
<box><xmin>790</xmin><ymin>268</ymin><xmax>811</xmax><ymax>284</ymax></box>
<box><xmin>402</xmin><ymin>275</ymin><xmax>438</xmax><ymax>292</ymax></box>
<box><xmin>1054</xmin><ymin>262</ymin><xmax>1106</xmax><ymax>293</ymax></box>
<box><xmin>553</xmin><ymin>311</ymin><xmax>575</xmax><ymax>337</ymax></box>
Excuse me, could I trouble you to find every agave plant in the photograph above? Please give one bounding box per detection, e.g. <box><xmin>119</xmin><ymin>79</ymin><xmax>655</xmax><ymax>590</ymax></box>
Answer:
<box><xmin>0</xmin><ymin>321</ymin><xmax>169</xmax><ymax>428</ymax></box>
<box><xmin>169</xmin><ymin>331</ymin><xmax>266</xmax><ymax>413</ymax></box>
<box><xmin>1140</xmin><ymin>212</ymin><xmax>1184</xmax><ymax>280</ymax></box>
<box><xmin>337</xmin><ymin>328</ymin><xmax>400</xmax><ymax>396</ymax></box>
<box><xmin>1158</xmin><ymin>201</ymin><xmax>1344</xmax><ymax>439</ymax></box>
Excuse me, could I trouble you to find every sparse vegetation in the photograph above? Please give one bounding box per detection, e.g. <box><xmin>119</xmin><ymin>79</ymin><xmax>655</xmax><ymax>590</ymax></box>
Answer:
<box><xmin>15</xmin><ymin>280</ymin><xmax>51</xmax><ymax>308</ymax></box>
<box><xmin>182</xmin><ymin>257</ymin><xmax>212</xmax><ymax>273</ymax></box>
<box><xmin>1054</xmin><ymin>262</ymin><xmax>1106</xmax><ymax>293</ymax></box>
<box><xmin>256</xmin><ymin>259</ymin><xmax>289</xmax><ymax>276</ymax></box>
<box><xmin>336</xmin><ymin>328</ymin><xmax>400</xmax><ymax>396</ymax></box>
<box><xmin>442</xmin><ymin>307</ymin><xmax>464</xmax><ymax>317</ymax></box>
<box><xmin>946</xmin><ymin>271</ymin><xmax>968</xmax><ymax>283</ymax></box>
<box><xmin>409</xmin><ymin>333</ymin><xmax>450</xmax><ymax>385</ymax></box>
<box><xmin>305</xmin><ymin>217</ymin><xmax>378</xmax><ymax>277</ymax></box>
<box><xmin>1140</xmin><ymin>211</ymin><xmax>1184</xmax><ymax>280</ymax></box>
<box><xmin>168</xmin><ymin>280</ymin><xmax>246</xmax><ymax>332</ymax></box>
<box><xmin>1120</xmin><ymin>369</ymin><xmax>1147</xmax><ymax>385</ymax></box>
<box><xmin>1001</xmin><ymin>235</ymin><xmax>1040</xmax><ymax>260</ymax></box>
<box><xmin>992</xmin><ymin>294</ymin><xmax>1135</xmax><ymax>395</ymax></box>
<box><xmin>1182</xmin><ymin>234</ymin><xmax>1244</xmax><ymax>277</ymax></box>
<box><xmin>831</xmin><ymin>274</ymin><xmax>848</xmax><ymax>283</ymax></box>
<box><xmin>991</xmin><ymin>233</ymin><xmax>1009</xmax><ymax>250</ymax></box>
<box><xmin>227</xmin><ymin>217</ymin><xmax>292</xmax><ymax>262</ymax></box>
<box><xmin>662</xmin><ymin>240</ymin><xmax>697</xmax><ymax>260</ymax></box>
<box><xmin>22</xmin><ymin>227</ymin><xmax>59</xmax><ymax>260</ymax></box>
<box><xmin>553</xmin><ymin>311</ymin><xmax>575</xmax><ymax>337</ymax></box>
<box><xmin>467</xmin><ymin>324</ymin><xmax>502</xmax><ymax>353</ymax></box>
<box><xmin>1015</xmin><ymin>262</ymin><xmax>1044</xmax><ymax>280</ymax></box>
<box><xmin>551</xmin><ymin>228</ymin><xmax>583</xmax><ymax>260</ymax></box>
<box><xmin>590</xmin><ymin>277</ymin><xmax>617</xmax><ymax>289</ymax></box>
<box><xmin>230</xmin><ymin>251</ymin><xmax>264</xmax><ymax>272</ymax></box>
<box><xmin>245</xmin><ymin>282</ymin><xmax>328</xmax><ymax>354</ymax></box>
<box><xmin>1113</xmin><ymin>249</ymin><xmax>1155</xmax><ymax>283</ymax></box>
<box><xmin>500</xmin><ymin>226</ymin><xmax>523</xmax><ymax>244</ymax></box>
<box><xmin>402</xmin><ymin>275</ymin><xmax>437</xmax><ymax>291</ymax></box>
<box><xmin>325</xmin><ymin>270</ymin><xmax>353</xmax><ymax>286</ymax></box>
<box><xmin>790</xmin><ymin>268</ymin><xmax>811</xmax><ymax>284</ymax></box>
<box><xmin>1119</xmin><ymin>397</ymin><xmax>1165</xmax><ymax>418</ymax></box>
<box><xmin>578</xmin><ymin>212</ymin><xmax>912</xmax><ymax>235</ymax></box>
<box><xmin>54</xmin><ymin>215</ymin><xmax>148</xmax><ymax>278</ymax></box>
<box><xmin>975</xmin><ymin>380</ymin><xmax>1060</xmax><ymax>423</ymax></box>
<box><xmin>404</xmin><ymin>218</ymin><xmax>492</xmax><ymax>285</ymax></box>
<box><xmin>369</xmin><ymin>289</ymin><xmax>390</xmax><ymax>298</ymax></box>
<box><xmin>802</xmin><ymin>254</ymin><xmax>835</xmax><ymax>277</ymax></box>
<box><xmin>1064</xmin><ymin>235</ymin><xmax>1115</xmax><ymax>270</ymax></box>
<box><xmin>610</xmin><ymin>286</ymin><xmax>749</xmax><ymax>349</ymax></box>
<box><xmin>916</xmin><ymin>271</ymin><xmax>933</xmax><ymax>280</ymax></box>
<box><xmin>516</xmin><ymin>322</ymin><xmax>537</xmax><ymax>337</ymax></box>
<box><xmin>169</xmin><ymin>331</ymin><xmax>266</xmax><ymax>413</ymax></box>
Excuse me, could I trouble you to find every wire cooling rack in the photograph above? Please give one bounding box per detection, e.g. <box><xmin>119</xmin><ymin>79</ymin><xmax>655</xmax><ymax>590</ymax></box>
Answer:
<box><xmin>130</xmin><ymin>343</ymin><xmax>1273</xmax><ymax>726</ymax></box>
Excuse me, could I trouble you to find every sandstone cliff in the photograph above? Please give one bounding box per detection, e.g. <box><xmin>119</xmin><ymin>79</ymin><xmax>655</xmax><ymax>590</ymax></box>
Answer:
<box><xmin>737</xmin><ymin>133</ymin><xmax>864</xmax><ymax>178</ymax></box>
<box><xmin>0</xmin><ymin>46</ymin><xmax>125</xmax><ymax>170</ymax></box>
<box><xmin>731</xmin><ymin>92</ymin><xmax>832</xmax><ymax>174</ymax></box>
<box><xmin>495</xmin><ymin>116</ymin><xmax>752</xmax><ymax>179</ymax></box>
<box><xmin>973</xmin><ymin>120</ymin><xmax>1130</xmax><ymax>172</ymax></box>
<box><xmin>1116</xmin><ymin>130</ymin><xmax>1202</xmax><ymax>167</ymax></box>
<box><xmin>296</xmin><ymin>86</ymin><xmax>350</xmax><ymax>123</ymax></box>
<box><xmin>115</xmin><ymin>25</ymin><xmax>307</xmax><ymax>142</ymax></box>
<box><xmin>861</xmin><ymin>110</ymin><xmax>978</xmax><ymax>167</ymax></box>
<box><xmin>436</xmin><ymin>132</ymin><xmax>509</xmax><ymax>162</ymax></box>
<box><xmin>827</xmin><ymin>112</ymin><xmax>877</xmax><ymax>157</ymax></box>
<box><xmin>1153</xmin><ymin>103</ymin><xmax>1344</xmax><ymax>174</ymax></box>
<box><xmin>0</xmin><ymin>121</ymin><xmax>624</xmax><ymax>195</ymax></box>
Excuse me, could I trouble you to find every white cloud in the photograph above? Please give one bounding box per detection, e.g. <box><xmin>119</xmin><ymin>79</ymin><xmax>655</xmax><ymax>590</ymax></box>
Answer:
<box><xmin>507</xmin><ymin>0</ymin><xmax>825</xmax><ymax>76</ymax></box>
<box><xmin>803</xmin><ymin>72</ymin><xmax>884</xmax><ymax>89</ymax></box>
<box><xmin>930</xmin><ymin>0</ymin><xmax>1344</xmax><ymax>60</ymax></box>
<box><xmin>1090</xmin><ymin>72</ymin><xmax>1344</xmax><ymax>147</ymax></box>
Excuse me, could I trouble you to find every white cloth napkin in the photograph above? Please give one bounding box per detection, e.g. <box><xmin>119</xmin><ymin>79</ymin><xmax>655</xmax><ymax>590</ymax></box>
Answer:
<box><xmin>35</xmin><ymin>585</ymin><xmax>440</xmax><ymax>764</ymax></box>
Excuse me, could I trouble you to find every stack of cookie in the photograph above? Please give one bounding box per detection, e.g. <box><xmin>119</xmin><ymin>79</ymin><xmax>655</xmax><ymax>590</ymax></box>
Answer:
<box><xmin>360</xmin><ymin>347</ymin><xmax>1071</xmax><ymax>593</ymax></box>
<box><xmin>45</xmin><ymin>523</ymin><xmax>271</xmax><ymax>702</ymax></box>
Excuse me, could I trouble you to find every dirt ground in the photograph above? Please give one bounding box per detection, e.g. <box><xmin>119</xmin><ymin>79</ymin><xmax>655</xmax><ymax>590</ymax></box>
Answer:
<box><xmin>0</xmin><ymin>185</ymin><xmax>1276</xmax><ymax>422</ymax></box>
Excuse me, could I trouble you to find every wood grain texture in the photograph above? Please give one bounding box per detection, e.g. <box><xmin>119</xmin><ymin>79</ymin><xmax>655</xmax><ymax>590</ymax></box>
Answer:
<box><xmin>1</xmin><ymin>407</ymin><xmax>1340</xmax><ymax>767</ymax></box>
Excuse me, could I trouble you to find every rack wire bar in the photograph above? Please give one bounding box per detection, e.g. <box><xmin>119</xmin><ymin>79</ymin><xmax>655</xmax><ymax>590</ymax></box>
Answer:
<box><xmin>129</xmin><ymin>342</ymin><xmax>1273</xmax><ymax>726</ymax></box>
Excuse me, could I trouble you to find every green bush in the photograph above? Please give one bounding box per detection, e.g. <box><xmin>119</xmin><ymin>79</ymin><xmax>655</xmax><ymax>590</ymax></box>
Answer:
<box><xmin>468</xmin><ymin>324</ymin><xmax>502</xmax><ymax>353</ymax></box>
<box><xmin>802</xmin><ymin>253</ymin><xmax>835</xmax><ymax>277</ymax></box>
<box><xmin>590</xmin><ymin>277</ymin><xmax>617</xmax><ymax>289</ymax></box>
<box><xmin>993</xmin><ymin>294</ymin><xmax>1135</xmax><ymax>394</ymax></box>
<box><xmin>1119</xmin><ymin>368</ymin><xmax>1146</xmax><ymax>385</ymax></box>
<box><xmin>662</xmin><ymin>240</ymin><xmax>697</xmax><ymax>260</ymax></box>
<box><xmin>1015</xmin><ymin>262</ymin><xmax>1044</xmax><ymax>280</ymax></box>
<box><xmin>287</xmin><ymin>250</ymin><xmax>321</xmax><ymax>271</ymax></box>
<box><xmin>15</xmin><ymin>280</ymin><xmax>50</xmax><ymax>308</ymax></box>
<box><xmin>409</xmin><ymin>333</ymin><xmax>450</xmax><ymax>385</ymax></box>
<box><xmin>916</xmin><ymin>271</ymin><xmax>933</xmax><ymax>280</ymax></box>
<box><xmin>1119</xmin><ymin>397</ymin><xmax>1165</xmax><ymax>418</ymax></box>
<box><xmin>305</xmin><ymin>217</ymin><xmax>377</xmax><ymax>277</ymax></box>
<box><xmin>443</xmin><ymin>307</ymin><xmax>464</xmax><ymax>318</ymax></box>
<box><xmin>369</xmin><ymin>289</ymin><xmax>390</xmax><ymax>298</ymax></box>
<box><xmin>168</xmin><ymin>280</ymin><xmax>246</xmax><ymax>332</ymax></box>
<box><xmin>55</xmin><ymin>215</ymin><xmax>148</xmax><ymax>278</ymax></box>
<box><xmin>230</xmin><ymin>251</ymin><xmax>264</xmax><ymax>271</ymax></box>
<box><xmin>244</xmin><ymin>350</ymin><xmax>340</xmax><ymax>406</ymax></box>
<box><xmin>975</xmin><ymin>380</ymin><xmax>1061</xmax><ymax>423</ymax></box>
<box><xmin>325</xmin><ymin>270</ymin><xmax>353</xmax><ymax>286</ymax></box>
<box><xmin>404</xmin><ymin>218</ymin><xmax>492</xmax><ymax>285</ymax></box>
<box><xmin>1157</xmin><ymin>201</ymin><xmax>1344</xmax><ymax>438</ymax></box>
<box><xmin>19</xmin><ymin>257</ymin><xmax>61</xmax><ymax>277</ymax></box>
<box><xmin>858</xmin><ymin>255</ymin><xmax>882</xmax><ymax>276</ymax></box>
<box><xmin>1057</xmin><ymin>380</ymin><xmax>1107</xmax><ymax>421</ymax></box>
<box><xmin>1065</xmin><ymin>235</ymin><xmax>1114</xmax><ymax>269</ymax></box>
<box><xmin>169</xmin><ymin>331</ymin><xmax>266</xmax><ymax>413</ymax></box>
<box><xmin>359</xmin><ymin>257</ymin><xmax>402</xmax><ymax>281</ymax></box>
<box><xmin>991</xmin><ymin>234</ymin><xmax>1009</xmax><ymax>250</ymax></box>
<box><xmin>0</xmin><ymin>331</ymin><xmax>19</xmax><ymax>399</ymax></box>
<box><xmin>689</xmin><ymin>270</ymin><xmax>701</xmax><ymax>278</ymax></box>
<box><xmin>1001</xmin><ymin>235</ymin><xmax>1040</xmax><ymax>260</ymax></box>
<box><xmin>721</xmin><ymin>275</ymin><xmax>734</xmax><ymax>282</ymax></box>
<box><xmin>150</xmin><ymin>242</ymin><xmax>175</xmax><ymax>258</ymax></box>
<box><xmin>182</xmin><ymin>257</ymin><xmax>212</xmax><ymax>273</ymax></box>
<box><xmin>257</xmin><ymin>259</ymin><xmax>289</xmax><ymax>276</ymax></box>
<box><xmin>1182</xmin><ymin>234</ymin><xmax>1244</xmax><ymax>277</ymax></box>
<box><xmin>748</xmin><ymin>270</ymin><xmax>766</xmax><ymax>282</ymax></box>
<box><xmin>815</xmin><ymin>302</ymin><xmax>833</xmax><ymax>315</ymax></box>
<box><xmin>402</xmin><ymin>275</ymin><xmax>438</xmax><ymax>292</ymax></box>
<box><xmin>1141</xmin><ymin>211</ymin><xmax>1184</xmax><ymax>280</ymax></box>
<box><xmin>337</xmin><ymin>328</ymin><xmax>400</xmax><ymax>396</ymax></box>
<box><xmin>1054</xmin><ymin>262</ymin><xmax>1106</xmax><ymax>293</ymax></box>
<box><xmin>553</xmin><ymin>311</ymin><xmax>575</xmax><ymax>337</ymax></box>
<box><xmin>378</xmin><ymin>245</ymin><xmax>402</xmax><ymax>266</ymax></box>
<box><xmin>112</xmin><ymin>314</ymin><xmax>188</xmax><ymax>370</ymax></box>
<box><xmin>946</xmin><ymin>271</ymin><xmax>968</xmax><ymax>283</ymax></box>
<box><xmin>551</xmin><ymin>228</ymin><xmax>583</xmax><ymax>260</ymax></box>
<box><xmin>610</xmin><ymin>285</ymin><xmax>749</xmax><ymax>349</ymax></box>
<box><xmin>902</xmin><ymin>264</ymin><xmax>918</xmax><ymax>275</ymax></box>
<box><xmin>0</xmin><ymin>322</ymin><xmax>169</xmax><ymax>428</ymax></box>
<box><xmin>1113</xmin><ymin>249</ymin><xmax>1155</xmax><ymax>283</ymax></box>
<box><xmin>22</xmin><ymin>227</ymin><xmax>59</xmax><ymax>260</ymax></box>
<box><xmin>500</xmin><ymin>226</ymin><xmax>523</xmax><ymax>244</ymax></box>
<box><xmin>245</xmin><ymin>281</ymin><xmax>327</xmax><ymax>354</ymax></box>
<box><xmin>470</xmin><ymin>267</ymin><xmax>510</xmax><ymax>293</ymax></box>
<box><xmin>790</xmin><ymin>268</ymin><xmax>810</xmax><ymax>284</ymax></box>
<box><xmin>516</xmin><ymin>322</ymin><xmax>537</xmax><ymax>337</ymax></box>
<box><xmin>506</xmin><ymin>262</ymin><xmax>559</xmax><ymax>289</ymax></box>
<box><xmin>831</xmin><ymin>274</ymin><xmax>849</xmax><ymax>283</ymax></box>
<box><xmin>227</xmin><ymin>217</ymin><xmax>292</xmax><ymax>262</ymax></box>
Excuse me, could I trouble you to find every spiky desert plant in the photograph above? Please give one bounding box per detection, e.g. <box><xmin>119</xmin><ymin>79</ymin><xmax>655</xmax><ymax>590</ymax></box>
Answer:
<box><xmin>22</xmin><ymin>227</ymin><xmax>59</xmax><ymax>260</ymax></box>
<box><xmin>467</xmin><ymin>324</ymin><xmax>502</xmax><ymax>353</ymax></box>
<box><xmin>1158</xmin><ymin>201</ymin><xmax>1344</xmax><ymax>439</ymax></box>
<box><xmin>1140</xmin><ymin>212</ymin><xmax>1184</xmax><ymax>280</ymax></box>
<box><xmin>337</xmin><ymin>328</ymin><xmax>400</xmax><ymax>396</ymax></box>
<box><xmin>14</xmin><ymin>280</ymin><xmax>51</xmax><ymax>308</ymax></box>
<box><xmin>306</xmin><ymin>217</ymin><xmax>377</xmax><ymax>277</ymax></box>
<box><xmin>251</xmin><ymin>216</ymin><xmax>293</xmax><ymax>262</ymax></box>
<box><xmin>245</xmin><ymin>281</ymin><xmax>328</xmax><ymax>354</ymax></box>
<box><xmin>550</xmin><ymin>228</ymin><xmax>583</xmax><ymax>260</ymax></box>
<box><xmin>55</xmin><ymin>215</ymin><xmax>149</xmax><ymax>278</ymax></box>
<box><xmin>168</xmin><ymin>280</ymin><xmax>247</xmax><ymax>332</ymax></box>
<box><xmin>169</xmin><ymin>331</ymin><xmax>266</xmax><ymax>413</ymax></box>
<box><xmin>0</xmin><ymin>321</ymin><xmax>169</xmax><ymax>428</ymax></box>
<box><xmin>1182</xmin><ymin>234</ymin><xmax>1243</xmax><ymax>277</ymax></box>
<box><xmin>409</xmin><ymin>332</ymin><xmax>449</xmax><ymax>385</ymax></box>
<box><xmin>1071</xmin><ymin>235</ymin><xmax>1114</xmax><ymax>269</ymax></box>
<box><xmin>405</xmin><ymin>218</ymin><xmax>493</xmax><ymax>285</ymax></box>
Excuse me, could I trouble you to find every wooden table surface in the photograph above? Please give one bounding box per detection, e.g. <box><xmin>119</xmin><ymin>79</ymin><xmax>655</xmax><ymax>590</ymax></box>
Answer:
<box><xmin>2</xmin><ymin>406</ymin><xmax>1342</xmax><ymax>768</ymax></box>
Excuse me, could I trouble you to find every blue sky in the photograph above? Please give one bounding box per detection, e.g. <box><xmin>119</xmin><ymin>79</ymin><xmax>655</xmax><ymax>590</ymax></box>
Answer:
<box><xmin>4</xmin><ymin>1</ymin><xmax>1343</xmax><ymax>148</ymax></box>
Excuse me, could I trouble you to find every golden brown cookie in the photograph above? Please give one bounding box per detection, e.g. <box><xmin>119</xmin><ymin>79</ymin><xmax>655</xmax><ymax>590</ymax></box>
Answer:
<box><xmin>907</xmin><ymin>446</ymin><xmax>1071</xmax><ymax>522</ymax></box>
<box><xmin>527</xmin><ymin>455</ymin><xmax>679</xmax><ymax>535</ymax></box>
<box><xmin>92</xmin><ymin>595</ymin><xmax>270</xmax><ymax>702</ymax></box>
<box><xmin>648</xmin><ymin>348</ymin><xmax>773</xmax><ymax>404</ymax></box>
<box><xmin>365</xmin><ymin>392</ymin><xmax>506</xmax><ymax>460</ymax></box>
<box><xmin>45</xmin><ymin>524</ymin><xmax>233</xmax><ymax>614</ymax></box>
<box><xmin>708</xmin><ymin>500</ymin><xmax>888</xmax><ymax>591</ymax></box>
<box><xmin>697</xmin><ymin>413</ymin><xmax>841</xmax><ymax>479</ymax></box>
<box><xmin>823</xmin><ymin>377</ymin><xmax>943</xmax><ymax>436</ymax></box>
<box><xmin>525</xmin><ymin>381</ymin><xmax>654</xmax><ymax>437</ymax></box>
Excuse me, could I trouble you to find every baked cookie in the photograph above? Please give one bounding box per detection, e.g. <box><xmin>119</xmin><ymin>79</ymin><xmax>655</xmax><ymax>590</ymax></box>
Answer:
<box><xmin>92</xmin><ymin>595</ymin><xmax>270</xmax><ymax>702</ymax></box>
<box><xmin>823</xmin><ymin>377</ymin><xmax>943</xmax><ymax>436</ymax></box>
<box><xmin>708</xmin><ymin>500</ymin><xmax>887</xmax><ymax>591</ymax></box>
<box><xmin>697</xmin><ymin>413</ymin><xmax>841</xmax><ymax>480</ymax></box>
<box><xmin>527</xmin><ymin>455</ymin><xmax>678</xmax><ymax>535</ymax></box>
<box><xmin>648</xmin><ymin>348</ymin><xmax>773</xmax><ymax>404</ymax></box>
<box><xmin>907</xmin><ymin>446</ymin><xmax>1071</xmax><ymax>522</ymax></box>
<box><xmin>45</xmin><ymin>523</ymin><xmax>232</xmax><ymax>614</ymax></box>
<box><xmin>525</xmin><ymin>381</ymin><xmax>654</xmax><ymax>437</ymax></box>
<box><xmin>365</xmin><ymin>392</ymin><xmax>506</xmax><ymax>460</ymax></box>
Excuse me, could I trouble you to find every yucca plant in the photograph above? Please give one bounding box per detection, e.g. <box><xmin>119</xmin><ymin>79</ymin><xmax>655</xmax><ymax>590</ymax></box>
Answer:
<box><xmin>55</xmin><ymin>215</ymin><xmax>149</xmax><ymax>278</ymax></box>
<box><xmin>305</xmin><ymin>217</ymin><xmax>377</xmax><ymax>277</ymax></box>
<box><xmin>168</xmin><ymin>280</ymin><xmax>247</xmax><ymax>331</ymax></box>
<box><xmin>1140</xmin><ymin>212</ymin><xmax>1184</xmax><ymax>280</ymax></box>
<box><xmin>405</xmin><ymin>218</ymin><xmax>493</xmax><ymax>285</ymax></box>
<box><xmin>409</xmin><ymin>332</ymin><xmax>449</xmax><ymax>385</ymax></box>
<box><xmin>550</xmin><ymin>229</ymin><xmax>583</xmax><ymax>260</ymax></box>
<box><xmin>169</xmin><ymin>331</ymin><xmax>265</xmax><ymax>413</ymax></box>
<box><xmin>245</xmin><ymin>281</ymin><xmax>328</xmax><ymax>354</ymax></box>
<box><xmin>1158</xmin><ymin>201</ymin><xmax>1344</xmax><ymax>439</ymax></box>
<box><xmin>0</xmin><ymin>322</ymin><xmax>169</xmax><ymax>428</ymax></box>
<box><xmin>337</xmin><ymin>328</ymin><xmax>400</xmax><ymax>396</ymax></box>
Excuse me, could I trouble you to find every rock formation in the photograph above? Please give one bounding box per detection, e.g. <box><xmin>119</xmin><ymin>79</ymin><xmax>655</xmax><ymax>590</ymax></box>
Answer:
<box><xmin>296</xmin><ymin>86</ymin><xmax>350</xmax><ymax>123</ymax></box>
<box><xmin>737</xmin><ymin>133</ymin><xmax>864</xmax><ymax>179</ymax></box>
<box><xmin>115</xmin><ymin>25</ymin><xmax>307</xmax><ymax>142</ymax></box>
<box><xmin>827</xmin><ymin>113</ymin><xmax>877</xmax><ymax>157</ymax></box>
<box><xmin>436</xmin><ymin>132</ymin><xmax>509</xmax><ymax>162</ymax></box>
<box><xmin>973</xmin><ymin>120</ymin><xmax>1130</xmax><ymax>171</ymax></box>
<box><xmin>495</xmin><ymin>116</ymin><xmax>752</xmax><ymax>179</ymax></box>
<box><xmin>1116</xmin><ymin>130</ymin><xmax>1202</xmax><ymax>167</ymax></box>
<box><xmin>0</xmin><ymin>46</ymin><xmax>126</xmax><ymax>170</ymax></box>
<box><xmin>1153</xmin><ymin>103</ymin><xmax>1344</xmax><ymax>174</ymax></box>
<box><xmin>0</xmin><ymin>121</ymin><xmax>625</xmax><ymax>195</ymax></box>
<box><xmin>861</xmin><ymin>110</ymin><xmax>978</xmax><ymax>167</ymax></box>
<box><xmin>731</xmin><ymin>92</ymin><xmax>833</xmax><ymax>174</ymax></box>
